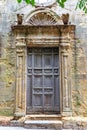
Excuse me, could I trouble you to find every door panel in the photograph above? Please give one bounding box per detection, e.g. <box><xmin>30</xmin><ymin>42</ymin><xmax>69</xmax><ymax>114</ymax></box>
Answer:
<box><xmin>34</xmin><ymin>75</ymin><xmax>42</xmax><ymax>87</ymax></box>
<box><xmin>44</xmin><ymin>75</ymin><xmax>52</xmax><ymax>87</ymax></box>
<box><xmin>54</xmin><ymin>75</ymin><xmax>60</xmax><ymax>106</ymax></box>
<box><xmin>27</xmin><ymin>47</ymin><xmax>60</xmax><ymax>113</ymax></box>
<box><xmin>44</xmin><ymin>94</ymin><xmax>52</xmax><ymax>106</ymax></box>
<box><xmin>54</xmin><ymin>54</ymin><xmax>59</xmax><ymax>67</ymax></box>
<box><xmin>34</xmin><ymin>54</ymin><xmax>42</xmax><ymax>67</ymax></box>
<box><xmin>44</xmin><ymin>55</ymin><xmax>52</xmax><ymax>67</ymax></box>
<box><xmin>33</xmin><ymin>94</ymin><xmax>43</xmax><ymax>106</ymax></box>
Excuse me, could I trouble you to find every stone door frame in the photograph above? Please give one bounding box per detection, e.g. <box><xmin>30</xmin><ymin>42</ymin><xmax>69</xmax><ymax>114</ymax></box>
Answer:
<box><xmin>12</xmin><ymin>25</ymin><xmax>75</xmax><ymax>117</ymax></box>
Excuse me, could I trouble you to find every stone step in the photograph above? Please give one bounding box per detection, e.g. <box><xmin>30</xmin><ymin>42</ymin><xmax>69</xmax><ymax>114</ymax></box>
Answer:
<box><xmin>25</xmin><ymin>114</ymin><xmax>61</xmax><ymax>120</ymax></box>
<box><xmin>24</xmin><ymin>120</ymin><xmax>62</xmax><ymax>129</ymax></box>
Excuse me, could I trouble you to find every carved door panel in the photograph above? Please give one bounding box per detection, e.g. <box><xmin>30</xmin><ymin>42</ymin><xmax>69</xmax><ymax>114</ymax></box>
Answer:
<box><xmin>27</xmin><ymin>48</ymin><xmax>60</xmax><ymax>114</ymax></box>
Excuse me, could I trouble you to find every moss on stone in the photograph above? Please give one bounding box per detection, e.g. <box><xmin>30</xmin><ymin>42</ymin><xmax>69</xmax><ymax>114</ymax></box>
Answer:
<box><xmin>0</xmin><ymin>109</ymin><xmax>14</xmax><ymax>116</ymax></box>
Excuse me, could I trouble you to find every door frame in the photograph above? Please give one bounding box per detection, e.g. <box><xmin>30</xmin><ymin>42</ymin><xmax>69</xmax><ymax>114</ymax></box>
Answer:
<box><xmin>12</xmin><ymin>25</ymin><xmax>75</xmax><ymax>117</ymax></box>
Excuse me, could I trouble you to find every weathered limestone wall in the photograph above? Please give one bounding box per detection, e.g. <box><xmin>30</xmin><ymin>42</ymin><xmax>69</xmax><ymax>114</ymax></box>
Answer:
<box><xmin>0</xmin><ymin>0</ymin><xmax>87</xmax><ymax>116</ymax></box>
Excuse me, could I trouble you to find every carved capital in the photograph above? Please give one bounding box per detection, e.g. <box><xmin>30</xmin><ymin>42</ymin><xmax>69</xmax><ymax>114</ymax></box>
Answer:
<box><xmin>15</xmin><ymin>37</ymin><xmax>26</xmax><ymax>47</ymax></box>
<box><xmin>60</xmin><ymin>42</ymin><xmax>70</xmax><ymax>51</ymax></box>
<box><xmin>16</xmin><ymin>46</ymin><xmax>26</xmax><ymax>54</ymax></box>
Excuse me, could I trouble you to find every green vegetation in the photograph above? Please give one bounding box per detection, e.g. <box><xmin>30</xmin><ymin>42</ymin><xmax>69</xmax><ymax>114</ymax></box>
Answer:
<box><xmin>76</xmin><ymin>0</ymin><xmax>87</xmax><ymax>13</ymax></box>
<box><xmin>17</xmin><ymin>0</ymin><xmax>87</xmax><ymax>13</ymax></box>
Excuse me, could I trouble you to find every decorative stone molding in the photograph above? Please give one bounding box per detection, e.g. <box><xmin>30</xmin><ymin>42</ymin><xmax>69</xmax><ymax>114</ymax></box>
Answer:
<box><xmin>23</xmin><ymin>8</ymin><xmax>62</xmax><ymax>25</ymax></box>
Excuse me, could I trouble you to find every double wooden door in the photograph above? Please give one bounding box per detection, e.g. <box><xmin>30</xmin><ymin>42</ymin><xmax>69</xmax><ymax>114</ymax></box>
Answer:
<box><xmin>27</xmin><ymin>47</ymin><xmax>60</xmax><ymax>113</ymax></box>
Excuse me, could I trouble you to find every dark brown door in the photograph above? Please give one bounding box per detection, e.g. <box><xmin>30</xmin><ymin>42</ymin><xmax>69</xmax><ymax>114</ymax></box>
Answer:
<box><xmin>27</xmin><ymin>48</ymin><xmax>60</xmax><ymax>114</ymax></box>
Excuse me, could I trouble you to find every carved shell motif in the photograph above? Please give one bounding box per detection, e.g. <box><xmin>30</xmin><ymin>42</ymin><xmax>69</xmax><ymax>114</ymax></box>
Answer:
<box><xmin>27</xmin><ymin>12</ymin><xmax>60</xmax><ymax>25</ymax></box>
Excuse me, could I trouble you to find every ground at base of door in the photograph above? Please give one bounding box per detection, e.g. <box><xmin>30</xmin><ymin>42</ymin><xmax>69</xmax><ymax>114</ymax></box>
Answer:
<box><xmin>0</xmin><ymin>116</ymin><xmax>87</xmax><ymax>129</ymax></box>
<box><xmin>0</xmin><ymin>127</ymin><xmax>86</xmax><ymax>130</ymax></box>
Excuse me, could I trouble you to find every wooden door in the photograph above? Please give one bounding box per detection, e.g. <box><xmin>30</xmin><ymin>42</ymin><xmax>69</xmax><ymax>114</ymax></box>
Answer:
<box><xmin>27</xmin><ymin>48</ymin><xmax>60</xmax><ymax>114</ymax></box>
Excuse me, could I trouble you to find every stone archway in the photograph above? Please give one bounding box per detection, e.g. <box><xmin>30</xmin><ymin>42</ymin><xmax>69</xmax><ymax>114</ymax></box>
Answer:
<box><xmin>12</xmin><ymin>8</ymin><xmax>75</xmax><ymax>117</ymax></box>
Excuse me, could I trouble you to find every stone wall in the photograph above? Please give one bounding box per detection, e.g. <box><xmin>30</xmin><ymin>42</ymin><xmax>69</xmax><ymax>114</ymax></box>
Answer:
<box><xmin>0</xmin><ymin>0</ymin><xmax>87</xmax><ymax>116</ymax></box>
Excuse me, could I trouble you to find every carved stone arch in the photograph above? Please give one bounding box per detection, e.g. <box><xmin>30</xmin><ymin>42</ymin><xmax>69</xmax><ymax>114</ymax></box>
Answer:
<box><xmin>23</xmin><ymin>8</ymin><xmax>62</xmax><ymax>25</ymax></box>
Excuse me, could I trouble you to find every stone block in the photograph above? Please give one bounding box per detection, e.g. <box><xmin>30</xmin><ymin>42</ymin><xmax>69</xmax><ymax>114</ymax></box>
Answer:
<box><xmin>24</xmin><ymin>120</ymin><xmax>62</xmax><ymax>130</ymax></box>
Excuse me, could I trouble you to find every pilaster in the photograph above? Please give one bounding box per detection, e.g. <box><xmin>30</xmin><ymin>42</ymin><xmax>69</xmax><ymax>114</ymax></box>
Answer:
<box><xmin>14</xmin><ymin>37</ymin><xmax>27</xmax><ymax>117</ymax></box>
<box><xmin>60</xmin><ymin>42</ymin><xmax>72</xmax><ymax>116</ymax></box>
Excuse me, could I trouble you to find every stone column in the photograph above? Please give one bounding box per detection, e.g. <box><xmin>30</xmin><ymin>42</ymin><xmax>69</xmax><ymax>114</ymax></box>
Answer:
<box><xmin>14</xmin><ymin>37</ymin><xmax>26</xmax><ymax>117</ymax></box>
<box><xmin>60</xmin><ymin>42</ymin><xmax>72</xmax><ymax>116</ymax></box>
